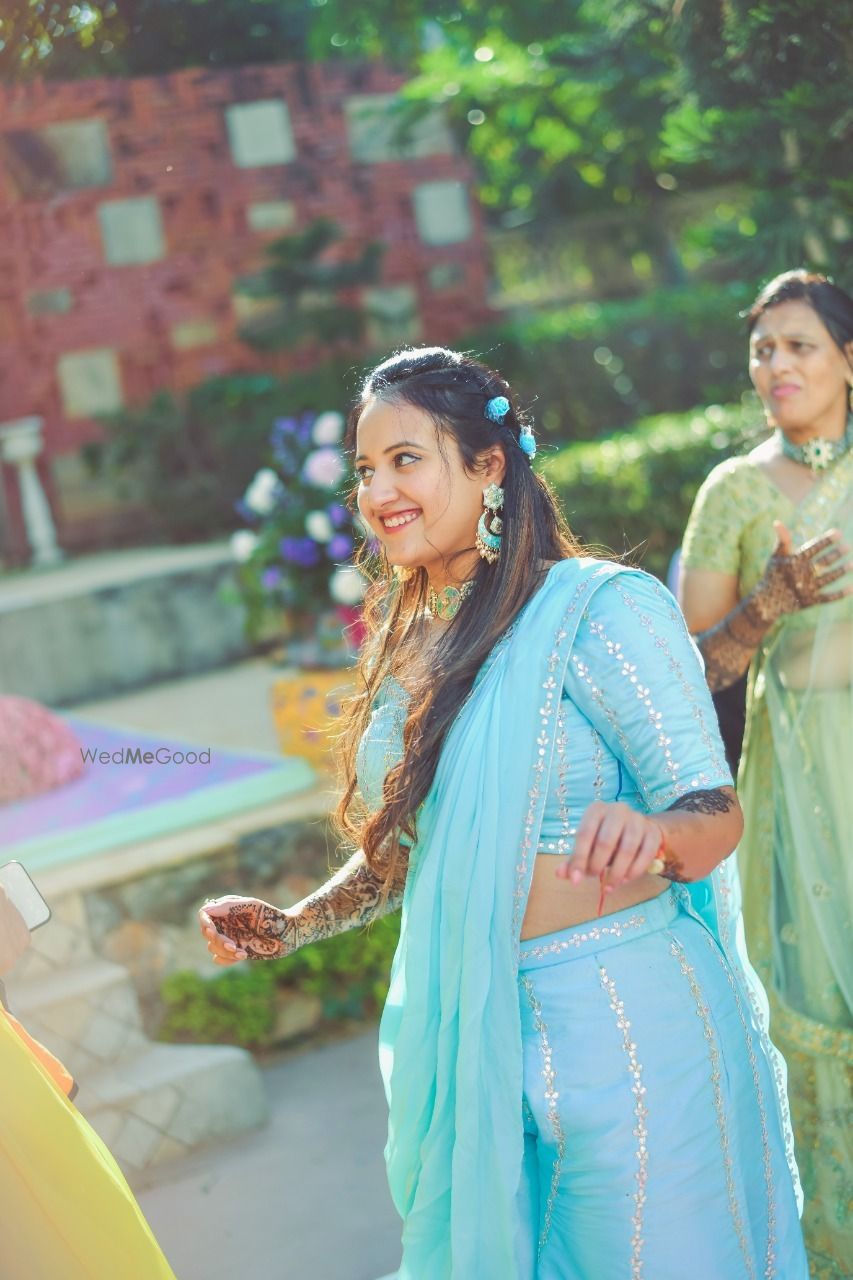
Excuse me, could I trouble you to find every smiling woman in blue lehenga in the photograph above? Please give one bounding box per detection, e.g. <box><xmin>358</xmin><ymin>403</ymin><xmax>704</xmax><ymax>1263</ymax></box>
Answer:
<box><xmin>201</xmin><ymin>347</ymin><xmax>807</xmax><ymax>1278</ymax></box>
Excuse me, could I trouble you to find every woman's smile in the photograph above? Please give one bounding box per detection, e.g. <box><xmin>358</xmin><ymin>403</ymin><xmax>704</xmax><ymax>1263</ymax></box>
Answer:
<box><xmin>354</xmin><ymin>395</ymin><xmax>504</xmax><ymax>588</ymax></box>
<box><xmin>379</xmin><ymin>508</ymin><xmax>422</xmax><ymax>533</ymax></box>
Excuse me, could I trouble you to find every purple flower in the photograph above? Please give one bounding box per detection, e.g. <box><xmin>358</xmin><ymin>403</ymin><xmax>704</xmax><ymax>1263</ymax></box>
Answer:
<box><xmin>279</xmin><ymin>536</ymin><xmax>321</xmax><ymax>567</ymax></box>
<box><xmin>261</xmin><ymin>566</ymin><xmax>284</xmax><ymax>590</ymax></box>
<box><xmin>272</xmin><ymin>441</ymin><xmax>296</xmax><ymax>472</ymax></box>
<box><xmin>327</xmin><ymin>533</ymin><xmax>354</xmax><ymax>561</ymax></box>
<box><xmin>271</xmin><ymin>417</ymin><xmax>299</xmax><ymax>445</ymax></box>
<box><xmin>327</xmin><ymin>502</ymin><xmax>349</xmax><ymax>528</ymax></box>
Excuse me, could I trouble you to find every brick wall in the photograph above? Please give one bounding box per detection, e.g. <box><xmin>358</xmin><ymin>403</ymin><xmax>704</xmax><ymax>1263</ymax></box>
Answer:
<box><xmin>0</xmin><ymin>61</ymin><xmax>491</xmax><ymax>556</ymax></box>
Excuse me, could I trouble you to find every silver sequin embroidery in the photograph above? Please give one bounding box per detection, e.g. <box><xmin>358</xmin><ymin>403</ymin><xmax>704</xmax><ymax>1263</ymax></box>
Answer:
<box><xmin>520</xmin><ymin>973</ymin><xmax>566</xmax><ymax>1257</ymax></box>
<box><xmin>599</xmin><ymin>964</ymin><xmax>648</xmax><ymax>1278</ymax></box>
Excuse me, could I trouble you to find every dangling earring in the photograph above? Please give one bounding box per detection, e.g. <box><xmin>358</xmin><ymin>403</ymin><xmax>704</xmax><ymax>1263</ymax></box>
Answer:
<box><xmin>476</xmin><ymin>482</ymin><xmax>504</xmax><ymax>564</ymax></box>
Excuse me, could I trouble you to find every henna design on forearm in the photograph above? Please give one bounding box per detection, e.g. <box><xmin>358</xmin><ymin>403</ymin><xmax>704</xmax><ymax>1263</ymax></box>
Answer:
<box><xmin>648</xmin><ymin>788</ymin><xmax>738</xmax><ymax>884</ymax></box>
<box><xmin>667</xmin><ymin>788</ymin><xmax>737</xmax><ymax>816</ymax></box>
<box><xmin>696</xmin><ymin>532</ymin><xmax>849</xmax><ymax>692</ymax></box>
<box><xmin>694</xmin><ymin>594</ymin><xmax>774</xmax><ymax>692</ymax></box>
<box><xmin>286</xmin><ymin>851</ymin><xmax>407</xmax><ymax>953</ymax></box>
<box><xmin>217</xmin><ymin>851</ymin><xmax>408</xmax><ymax>960</ymax></box>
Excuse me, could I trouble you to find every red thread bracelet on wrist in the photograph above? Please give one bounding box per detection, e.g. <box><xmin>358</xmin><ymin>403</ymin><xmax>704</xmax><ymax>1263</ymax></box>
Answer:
<box><xmin>596</xmin><ymin>832</ymin><xmax>666</xmax><ymax>918</ymax></box>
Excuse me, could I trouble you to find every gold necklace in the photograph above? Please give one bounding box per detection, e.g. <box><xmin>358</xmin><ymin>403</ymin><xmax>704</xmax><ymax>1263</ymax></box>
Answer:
<box><xmin>425</xmin><ymin>580</ymin><xmax>474</xmax><ymax>621</ymax></box>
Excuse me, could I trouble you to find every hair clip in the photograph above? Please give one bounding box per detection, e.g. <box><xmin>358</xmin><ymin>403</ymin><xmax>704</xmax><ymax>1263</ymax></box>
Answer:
<box><xmin>484</xmin><ymin>395</ymin><xmax>510</xmax><ymax>424</ymax></box>
<box><xmin>518</xmin><ymin>425</ymin><xmax>537</xmax><ymax>461</ymax></box>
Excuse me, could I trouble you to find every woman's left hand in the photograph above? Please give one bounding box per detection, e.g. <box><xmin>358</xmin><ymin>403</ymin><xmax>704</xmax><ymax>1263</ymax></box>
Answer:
<box><xmin>557</xmin><ymin>801</ymin><xmax>663</xmax><ymax>889</ymax></box>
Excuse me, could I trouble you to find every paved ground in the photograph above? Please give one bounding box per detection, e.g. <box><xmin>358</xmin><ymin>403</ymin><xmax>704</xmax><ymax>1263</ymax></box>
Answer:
<box><xmin>71</xmin><ymin>655</ymin><xmax>286</xmax><ymax>755</ymax></box>
<box><xmin>137</xmin><ymin>1029</ymin><xmax>401</xmax><ymax>1280</ymax></box>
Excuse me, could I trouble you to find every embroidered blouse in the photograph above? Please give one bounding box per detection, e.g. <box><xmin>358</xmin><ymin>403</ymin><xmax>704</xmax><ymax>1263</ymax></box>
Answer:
<box><xmin>355</xmin><ymin>570</ymin><xmax>731</xmax><ymax>854</ymax></box>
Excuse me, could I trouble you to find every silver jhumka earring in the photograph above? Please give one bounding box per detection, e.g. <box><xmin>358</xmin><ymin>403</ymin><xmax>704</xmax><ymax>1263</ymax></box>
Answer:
<box><xmin>476</xmin><ymin>482</ymin><xmax>504</xmax><ymax>563</ymax></box>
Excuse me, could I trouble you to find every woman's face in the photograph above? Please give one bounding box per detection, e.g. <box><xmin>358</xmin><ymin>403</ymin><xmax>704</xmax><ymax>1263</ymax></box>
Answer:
<box><xmin>749</xmin><ymin>299</ymin><xmax>853</xmax><ymax>437</ymax></box>
<box><xmin>355</xmin><ymin>396</ymin><xmax>505</xmax><ymax>584</ymax></box>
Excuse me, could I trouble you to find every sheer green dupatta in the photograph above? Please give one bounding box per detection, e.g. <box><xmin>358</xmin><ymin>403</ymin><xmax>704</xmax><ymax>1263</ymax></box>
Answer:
<box><xmin>379</xmin><ymin>558</ymin><xmax>789</xmax><ymax>1278</ymax></box>
<box><xmin>741</xmin><ymin>454</ymin><xmax>853</xmax><ymax>1274</ymax></box>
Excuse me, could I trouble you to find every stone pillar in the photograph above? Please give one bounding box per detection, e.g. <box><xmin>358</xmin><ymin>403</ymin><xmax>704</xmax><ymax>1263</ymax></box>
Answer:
<box><xmin>0</xmin><ymin>416</ymin><xmax>64</xmax><ymax>568</ymax></box>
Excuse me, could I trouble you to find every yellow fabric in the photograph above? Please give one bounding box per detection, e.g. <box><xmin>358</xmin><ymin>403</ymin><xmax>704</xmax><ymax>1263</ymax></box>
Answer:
<box><xmin>3</xmin><ymin>1007</ymin><xmax>75</xmax><ymax>1097</ymax></box>
<box><xmin>684</xmin><ymin>448</ymin><xmax>853</xmax><ymax>1279</ymax></box>
<box><xmin>0</xmin><ymin>1010</ymin><xmax>176</xmax><ymax>1280</ymax></box>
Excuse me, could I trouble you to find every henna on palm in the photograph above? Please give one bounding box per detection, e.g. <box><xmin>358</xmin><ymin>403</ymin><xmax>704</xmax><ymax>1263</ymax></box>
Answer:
<box><xmin>222</xmin><ymin>902</ymin><xmax>288</xmax><ymax>959</ymax></box>
<box><xmin>696</xmin><ymin>532</ymin><xmax>849</xmax><ymax>692</ymax></box>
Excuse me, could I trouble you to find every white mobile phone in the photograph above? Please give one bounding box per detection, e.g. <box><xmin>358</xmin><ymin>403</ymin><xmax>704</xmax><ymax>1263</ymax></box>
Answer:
<box><xmin>0</xmin><ymin>861</ymin><xmax>51</xmax><ymax>931</ymax></box>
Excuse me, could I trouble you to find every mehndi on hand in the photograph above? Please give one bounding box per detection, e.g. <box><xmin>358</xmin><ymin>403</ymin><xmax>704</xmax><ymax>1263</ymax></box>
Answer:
<box><xmin>751</xmin><ymin>522</ymin><xmax>851</xmax><ymax>624</ymax></box>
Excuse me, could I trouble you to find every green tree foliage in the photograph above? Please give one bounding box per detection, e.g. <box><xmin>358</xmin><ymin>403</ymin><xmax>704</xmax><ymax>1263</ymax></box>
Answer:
<box><xmin>3</xmin><ymin>0</ymin><xmax>848</xmax><ymax>284</ymax></box>
<box><xmin>404</xmin><ymin>6</ymin><xmax>692</xmax><ymax>285</ymax></box>
<box><xmin>234</xmin><ymin>218</ymin><xmax>383</xmax><ymax>353</ymax></box>
<box><xmin>0</xmin><ymin>0</ymin><xmax>314</xmax><ymax>80</ymax></box>
<box><xmin>664</xmin><ymin>0</ymin><xmax>852</xmax><ymax>279</ymax></box>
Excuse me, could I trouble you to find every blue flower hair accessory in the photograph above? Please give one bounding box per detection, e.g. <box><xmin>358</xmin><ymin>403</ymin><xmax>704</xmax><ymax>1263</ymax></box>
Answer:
<box><xmin>484</xmin><ymin>395</ymin><xmax>510</xmax><ymax>424</ymax></box>
<box><xmin>518</xmin><ymin>424</ymin><xmax>536</xmax><ymax>461</ymax></box>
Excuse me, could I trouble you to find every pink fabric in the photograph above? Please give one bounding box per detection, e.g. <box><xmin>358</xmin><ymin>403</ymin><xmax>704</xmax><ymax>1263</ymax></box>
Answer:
<box><xmin>0</xmin><ymin>697</ymin><xmax>86</xmax><ymax>806</ymax></box>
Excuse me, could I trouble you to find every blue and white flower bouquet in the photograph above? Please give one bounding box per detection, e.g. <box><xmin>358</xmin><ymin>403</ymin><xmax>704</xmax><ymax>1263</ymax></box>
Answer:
<box><xmin>231</xmin><ymin>411</ymin><xmax>367</xmax><ymax>652</ymax></box>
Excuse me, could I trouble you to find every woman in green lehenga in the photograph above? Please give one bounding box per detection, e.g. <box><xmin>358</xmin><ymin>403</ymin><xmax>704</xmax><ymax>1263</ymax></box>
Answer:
<box><xmin>680</xmin><ymin>270</ymin><xmax>853</xmax><ymax>1278</ymax></box>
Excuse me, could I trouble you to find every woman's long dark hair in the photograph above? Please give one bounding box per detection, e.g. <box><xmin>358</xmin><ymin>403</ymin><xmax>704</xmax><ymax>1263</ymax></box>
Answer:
<box><xmin>334</xmin><ymin>347</ymin><xmax>581</xmax><ymax>889</ymax></box>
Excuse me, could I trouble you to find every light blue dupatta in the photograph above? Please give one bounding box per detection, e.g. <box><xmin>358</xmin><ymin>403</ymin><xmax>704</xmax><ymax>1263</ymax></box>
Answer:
<box><xmin>378</xmin><ymin>558</ymin><xmax>798</xmax><ymax>1278</ymax></box>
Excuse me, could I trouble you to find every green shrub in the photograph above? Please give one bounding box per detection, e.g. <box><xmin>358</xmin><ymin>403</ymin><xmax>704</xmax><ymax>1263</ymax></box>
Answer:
<box><xmin>271</xmin><ymin>913</ymin><xmax>401</xmax><ymax>1018</ymax></box>
<box><xmin>84</xmin><ymin>365</ymin><xmax>359</xmax><ymax>545</ymax></box>
<box><xmin>543</xmin><ymin>401</ymin><xmax>765</xmax><ymax>580</ymax></box>
<box><xmin>159</xmin><ymin>964</ymin><xmax>278</xmax><ymax>1047</ymax></box>
<box><xmin>86</xmin><ymin>284</ymin><xmax>755</xmax><ymax>546</ymax></box>
<box><xmin>465</xmin><ymin>282</ymin><xmax>754</xmax><ymax>443</ymax></box>
<box><xmin>158</xmin><ymin>913</ymin><xmax>401</xmax><ymax>1048</ymax></box>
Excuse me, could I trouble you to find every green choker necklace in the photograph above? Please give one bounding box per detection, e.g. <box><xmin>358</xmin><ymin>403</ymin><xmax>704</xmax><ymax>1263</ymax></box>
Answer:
<box><xmin>777</xmin><ymin>414</ymin><xmax>853</xmax><ymax>472</ymax></box>
<box><xmin>425</xmin><ymin>580</ymin><xmax>475</xmax><ymax>621</ymax></box>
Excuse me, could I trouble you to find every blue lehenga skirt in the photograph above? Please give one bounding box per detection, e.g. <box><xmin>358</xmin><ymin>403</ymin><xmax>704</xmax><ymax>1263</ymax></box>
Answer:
<box><xmin>515</xmin><ymin>886</ymin><xmax>808</xmax><ymax>1279</ymax></box>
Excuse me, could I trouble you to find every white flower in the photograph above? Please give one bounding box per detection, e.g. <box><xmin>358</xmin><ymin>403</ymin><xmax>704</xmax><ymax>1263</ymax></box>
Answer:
<box><xmin>230</xmin><ymin>530</ymin><xmax>260</xmax><ymax>562</ymax></box>
<box><xmin>305</xmin><ymin>510</ymin><xmax>334</xmax><ymax>543</ymax></box>
<box><xmin>312</xmin><ymin>411</ymin><xmax>345</xmax><ymax>446</ymax></box>
<box><xmin>329</xmin><ymin>565</ymin><xmax>367</xmax><ymax>606</ymax></box>
<box><xmin>302</xmin><ymin>447</ymin><xmax>346</xmax><ymax>489</ymax></box>
<box><xmin>243</xmin><ymin>468</ymin><xmax>282</xmax><ymax>516</ymax></box>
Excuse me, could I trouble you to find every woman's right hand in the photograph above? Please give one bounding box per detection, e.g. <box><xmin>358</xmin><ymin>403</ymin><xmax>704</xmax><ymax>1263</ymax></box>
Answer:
<box><xmin>753</xmin><ymin>522</ymin><xmax>852</xmax><ymax>623</ymax></box>
<box><xmin>198</xmin><ymin>895</ymin><xmax>293</xmax><ymax>966</ymax></box>
<box><xmin>0</xmin><ymin>885</ymin><xmax>32</xmax><ymax>977</ymax></box>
